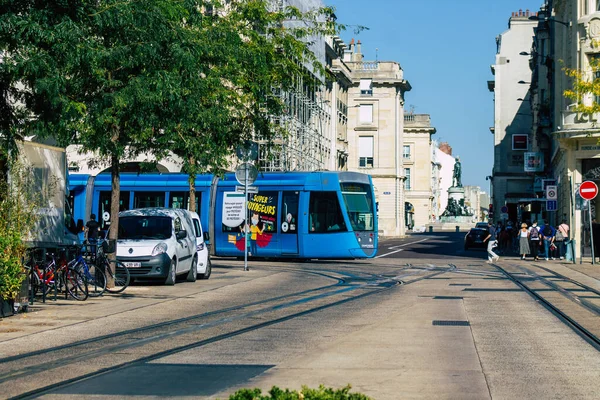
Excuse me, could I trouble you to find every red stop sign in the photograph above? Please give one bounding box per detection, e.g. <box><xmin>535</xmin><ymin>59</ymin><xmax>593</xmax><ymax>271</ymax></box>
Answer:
<box><xmin>579</xmin><ymin>181</ymin><xmax>599</xmax><ymax>200</ymax></box>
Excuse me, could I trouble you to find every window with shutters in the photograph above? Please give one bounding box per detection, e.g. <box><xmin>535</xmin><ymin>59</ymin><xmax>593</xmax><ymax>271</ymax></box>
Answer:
<box><xmin>359</xmin><ymin>104</ymin><xmax>373</xmax><ymax>124</ymax></box>
<box><xmin>358</xmin><ymin>136</ymin><xmax>374</xmax><ymax>168</ymax></box>
<box><xmin>360</xmin><ymin>79</ymin><xmax>373</xmax><ymax>96</ymax></box>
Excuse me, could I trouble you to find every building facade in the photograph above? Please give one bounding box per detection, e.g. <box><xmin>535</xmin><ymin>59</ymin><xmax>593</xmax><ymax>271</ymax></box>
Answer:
<box><xmin>488</xmin><ymin>10</ymin><xmax>538</xmax><ymax>224</ymax></box>
<box><xmin>403</xmin><ymin>113</ymin><xmax>436</xmax><ymax>229</ymax></box>
<box><xmin>344</xmin><ymin>40</ymin><xmax>412</xmax><ymax>236</ymax></box>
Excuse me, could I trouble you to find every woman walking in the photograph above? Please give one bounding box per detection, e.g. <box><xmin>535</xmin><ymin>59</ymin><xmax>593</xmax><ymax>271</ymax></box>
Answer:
<box><xmin>529</xmin><ymin>221</ymin><xmax>541</xmax><ymax>261</ymax></box>
<box><xmin>519</xmin><ymin>223</ymin><xmax>530</xmax><ymax>260</ymax></box>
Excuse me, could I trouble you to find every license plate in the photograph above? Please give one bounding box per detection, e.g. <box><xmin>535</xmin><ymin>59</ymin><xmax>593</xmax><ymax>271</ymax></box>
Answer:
<box><xmin>124</xmin><ymin>262</ymin><xmax>141</xmax><ymax>268</ymax></box>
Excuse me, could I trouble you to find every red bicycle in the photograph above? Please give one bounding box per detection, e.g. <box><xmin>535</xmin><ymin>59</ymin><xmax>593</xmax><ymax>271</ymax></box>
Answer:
<box><xmin>29</xmin><ymin>253</ymin><xmax>89</xmax><ymax>301</ymax></box>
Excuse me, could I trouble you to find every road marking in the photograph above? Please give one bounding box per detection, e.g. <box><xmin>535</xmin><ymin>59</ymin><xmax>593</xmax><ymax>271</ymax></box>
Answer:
<box><xmin>388</xmin><ymin>238</ymin><xmax>429</xmax><ymax>250</ymax></box>
<box><xmin>375</xmin><ymin>249</ymin><xmax>404</xmax><ymax>258</ymax></box>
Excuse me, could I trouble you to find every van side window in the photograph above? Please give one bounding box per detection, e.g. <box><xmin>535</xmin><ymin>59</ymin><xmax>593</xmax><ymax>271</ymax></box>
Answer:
<box><xmin>174</xmin><ymin>217</ymin><xmax>182</xmax><ymax>232</ymax></box>
<box><xmin>193</xmin><ymin>219</ymin><xmax>202</xmax><ymax>237</ymax></box>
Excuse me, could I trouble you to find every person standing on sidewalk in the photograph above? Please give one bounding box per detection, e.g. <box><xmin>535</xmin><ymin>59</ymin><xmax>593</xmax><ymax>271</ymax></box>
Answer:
<box><xmin>529</xmin><ymin>221</ymin><xmax>541</xmax><ymax>261</ymax></box>
<box><xmin>556</xmin><ymin>220</ymin><xmax>569</xmax><ymax>260</ymax></box>
<box><xmin>540</xmin><ymin>220</ymin><xmax>556</xmax><ymax>260</ymax></box>
<box><xmin>484</xmin><ymin>220</ymin><xmax>500</xmax><ymax>263</ymax></box>
<box><xmin>519</xmin><ymin>223</ymin><xmax>530</xmax><ymax>260</ymax></box>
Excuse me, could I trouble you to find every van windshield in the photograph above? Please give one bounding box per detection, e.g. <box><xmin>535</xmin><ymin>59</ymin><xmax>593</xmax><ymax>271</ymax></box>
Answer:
<box><xmin>119</xmin><ymin>216</ymin><xmax>172</xmax><ymax>240</ymax></box>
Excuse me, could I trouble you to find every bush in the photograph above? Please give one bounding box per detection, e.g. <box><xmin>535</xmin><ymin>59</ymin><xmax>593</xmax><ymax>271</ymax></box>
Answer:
<box><xmin>0</xmin><ymin>161</ymin><xmax>37</xmax><ymax>300</ymax></box>
<box><xmin>227</xmin><ymin>385</ymin><xmax>371</xmax><ymax>400</ymax></box>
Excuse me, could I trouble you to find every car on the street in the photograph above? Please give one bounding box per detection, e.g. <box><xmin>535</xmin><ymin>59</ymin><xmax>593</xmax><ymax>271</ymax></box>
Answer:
<box><xmin>189</xmin><ymin>211</ymin><xmax>211</xmax><ymax>280</ymax></box>
<box><xmin>116</xmin><ymin>208</ymin><xmax>199</xmax><ymax>285</ymax></box>
<box><xmin>475</xmin><ymin>222</ymin><xmax>489</xmax><ymax>230</ymax></box>
<box><xmin>464</xmin><ymin>227</ymin><xmax>489</xmax><ymax>250</ymax></box>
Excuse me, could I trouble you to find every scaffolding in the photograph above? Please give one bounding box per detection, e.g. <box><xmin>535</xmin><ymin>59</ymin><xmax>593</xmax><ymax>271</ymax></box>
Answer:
<box><xmin>258</xmin><ymin>69</ymin><xmax>331</xmax><ymax>172</ymax></box>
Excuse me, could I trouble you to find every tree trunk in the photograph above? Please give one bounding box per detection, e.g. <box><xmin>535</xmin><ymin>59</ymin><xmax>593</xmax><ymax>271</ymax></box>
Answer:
<box><xmin>106</xmin><ymin>152</ymin><xmax>120</xmax><ymax>287</ymax></box>
<box><xmin>188</xmin><ymin>173</ymin><xmax>196</xmax><ymax>212</ymax></box>
<box><xmin>188</xmin><ymin>156</ymin><xmax>196</xmax><ymax>212</ymax></box>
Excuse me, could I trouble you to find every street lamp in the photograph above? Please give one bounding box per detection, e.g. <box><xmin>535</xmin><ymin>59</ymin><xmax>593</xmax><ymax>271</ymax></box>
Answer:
<box><xmin>518</xmin><ymin>80</ymin><xmax>531</xmax><ymax>84</ymax></box>
<box><xmin>528</xmin><ymin>15</ymin><xmax>572</xmax><ymax>27</ymax></box>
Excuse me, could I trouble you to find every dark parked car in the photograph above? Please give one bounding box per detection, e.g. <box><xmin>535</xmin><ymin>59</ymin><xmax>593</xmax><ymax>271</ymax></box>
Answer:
<box><xmin>464</xmin><ymin>228</ymin><xmax>489</xmax><ymax>250</ymax></box>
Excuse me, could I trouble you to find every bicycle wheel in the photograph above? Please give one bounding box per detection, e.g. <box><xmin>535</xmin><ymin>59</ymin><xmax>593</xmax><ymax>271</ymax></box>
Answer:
<box><xmin>105</xmin><ymin>260</ymin><xmax>130</xmax><ymax>294</ymax></box>
<box><xmin>64</xmin><ymin>268</ymin><xmax>89</xmax><ymax>301</ymax></box>
<box><xmin>86</xmin><ymin>264</ymin><xmax>107</xmax><ymax>297</ymax></box>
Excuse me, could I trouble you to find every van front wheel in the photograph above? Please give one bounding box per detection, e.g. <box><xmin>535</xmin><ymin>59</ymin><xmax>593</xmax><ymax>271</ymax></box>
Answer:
<box><xmin>165</xmin><ymin>258</ymin><xmax>177</xmax><ymax>286</ymax></box>
<box><xmin>187</xmin><ymin>256</ymin><xmax>197</xmax><ymax>282</ymax></box>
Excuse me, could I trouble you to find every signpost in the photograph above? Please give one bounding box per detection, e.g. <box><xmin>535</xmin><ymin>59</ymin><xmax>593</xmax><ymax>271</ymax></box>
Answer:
<box><xmin>546</xmin><ymin>185</ymin><xmax>557</xmax><ymax>212</ymax></box>
<box><xmin>579</xmin><ymin>181</ymin><xmax>599</xmax><ymax>265</ymax></box>
<box><xmin>235</xmin><ymin>162</ymin><xmax>258</xmax><ymax>272</ymax></box>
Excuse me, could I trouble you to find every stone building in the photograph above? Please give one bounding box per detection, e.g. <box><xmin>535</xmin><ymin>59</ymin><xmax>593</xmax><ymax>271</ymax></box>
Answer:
<box><xmin>344</xmin><ymin>40</ymin><xmax>412</xmax><ymax>236</ymax></box>
<box><xmin>403</xmin><ymin>113</ymin><xmax>436</xmax><ymax>229</ymax></box>
<box><xmin>488</xmin><ymin>10</ymin><xmax>538</xmax><ymax>224</ymax></box>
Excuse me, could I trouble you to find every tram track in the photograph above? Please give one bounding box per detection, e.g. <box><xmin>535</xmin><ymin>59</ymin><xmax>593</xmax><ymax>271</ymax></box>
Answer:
<box><xmin>493</xmin><ymin>262</ymin><xmax>600</xmax><ymax>351</ymax></box>
<box><xmin>3</xmin><ymin>264</ymin><xmax>452</xmax><ymax>400</ymax></box>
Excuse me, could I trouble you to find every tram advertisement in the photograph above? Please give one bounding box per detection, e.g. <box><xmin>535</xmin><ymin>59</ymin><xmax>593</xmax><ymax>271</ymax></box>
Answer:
<box><xmin>225</xmin><ymin>191</ymin><xmax>278</xmax><ymax>253</ymax></box>
<box><xmin>247</xmin><ymin>192</ymin><xmax>278</xmax><ymax>234</ymax></box>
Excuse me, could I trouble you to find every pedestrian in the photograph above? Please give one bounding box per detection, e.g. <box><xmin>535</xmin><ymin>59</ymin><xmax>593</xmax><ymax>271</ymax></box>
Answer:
<box><xmin>484</xmin><ymin>220</ymin><xmax>500</xmax><ymax>263</ymax></box>
<box><xmin>592</xmin><ymin>219</ymin><xmax>600</xmax><ymax>262</ymax></box>
<box><xmin>519</xmin><ymin>222</ymin><xmax>530</xmax><ymax>260</ymax></box>
<box><xmin>529</xmin><ymin>220</ymin><xmax>541</xmax><ymax>261</ymax></box>
<box><xmin>555</xmin><ymin>220</ymin><xmax>569</xmax><ymax>260</ymax></box>
<box><xmin>540</xmin><ymin>220</ymin><xmax>556</xmax><ymax>260</ymax></box>
<box><xmin>85</xmin><ymin>213</ymin><xmax>101</xmax><ymax>259</ymax></box>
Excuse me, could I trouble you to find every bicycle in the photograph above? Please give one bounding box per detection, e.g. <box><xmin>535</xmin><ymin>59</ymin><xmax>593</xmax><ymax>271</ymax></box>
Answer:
<box><xmin>68</xmin><ymin>242</ymin><xmax>107</xmax><ymax>297</ymax></box>
<box><xmin>95</xmin><ymin>239</ymin><xmax>130</xmax><ymax>293</ymax></box>
<box><xmin>29</xmin><ymin>252</ymin><xmax>89</xmax><ymax>301</ymax></box>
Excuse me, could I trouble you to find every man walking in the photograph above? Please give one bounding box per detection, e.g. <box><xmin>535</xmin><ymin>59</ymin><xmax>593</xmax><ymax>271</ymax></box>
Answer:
<box><xmin>484</xmin><ymin>220</ymin><xmax>500</xmax><ymax>263</ymax></box>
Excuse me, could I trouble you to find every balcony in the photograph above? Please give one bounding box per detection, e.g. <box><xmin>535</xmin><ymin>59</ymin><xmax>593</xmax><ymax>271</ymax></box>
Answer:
<box><xmin>559</xmin><ymin>108</ymin><xmax>600</xmax><ymax>138</ymax></box>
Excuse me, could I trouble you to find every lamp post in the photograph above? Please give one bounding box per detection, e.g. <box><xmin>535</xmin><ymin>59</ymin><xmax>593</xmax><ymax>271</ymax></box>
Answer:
<box><xmin>486</xmin><ymin>175</ymin><xmax>493</xmax><ymax>220</ymax></box>
<box><xmin>528</xmin><ymin>15</ymin><xmax>571</xmax><ymax>27</ymax></box>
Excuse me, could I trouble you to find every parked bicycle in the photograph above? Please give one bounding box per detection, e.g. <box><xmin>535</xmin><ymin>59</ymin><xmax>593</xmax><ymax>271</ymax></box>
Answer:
<box><xmin>69</xmin><ymin>242</ymin><xmax>107</xmax><ymax>297</ymax></box>
<box><xmin>28</xmin><ymin>252</ymin><xmax>89</xmax><ymax>301</ymax></box>
<box><xmin>95</xmin><ymin>239</ymin><xmax>130</xmax><ymax>293</ymax></box>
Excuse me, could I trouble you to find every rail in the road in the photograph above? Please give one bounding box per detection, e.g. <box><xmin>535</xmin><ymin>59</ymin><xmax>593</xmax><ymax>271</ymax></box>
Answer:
<box><xmin>493</xmin><ymin>262</ymin><xmax>600</xmax><ymax>352</ymax></box>
<box><xmin>3</xmin><ymin>263</ymin><xmax>456</xmax><ymax>400</ymax></box>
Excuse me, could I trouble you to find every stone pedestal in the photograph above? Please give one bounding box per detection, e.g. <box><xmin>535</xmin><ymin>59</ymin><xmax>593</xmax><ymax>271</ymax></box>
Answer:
<box><xmin>448</xmin><ymin>186</ymin><xmax>465</xmax><ymax>203</ymax></box>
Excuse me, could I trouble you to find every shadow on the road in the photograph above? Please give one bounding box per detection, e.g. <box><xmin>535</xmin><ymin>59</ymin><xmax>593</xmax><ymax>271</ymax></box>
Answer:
<box><xmin>50</xmin><ymin>363</ymin><xmax>274</xmax><ymax>397</ymax></box>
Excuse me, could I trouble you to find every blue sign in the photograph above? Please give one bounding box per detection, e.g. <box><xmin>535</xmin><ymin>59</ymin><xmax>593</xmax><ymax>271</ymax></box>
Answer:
<box><xmin>500</xmin><ymin>205</ymin><xmax>509</xmax><ymax>213</ymax></box>
<box><xmin>546</xmin><ymin>200</ymin><xmax>557</xmax><ymax>211</ymax></box>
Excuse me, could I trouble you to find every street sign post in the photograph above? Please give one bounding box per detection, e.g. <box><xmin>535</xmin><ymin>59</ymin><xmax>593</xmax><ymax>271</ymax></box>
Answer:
<box><xmin>579</xmin><ymin>181</ymin><xmax>598</xmax><ymax>265</ymax></box>
<box><xmin>235</xmin><ymin>162</ymin><xmax>258</xmax><ymax>272</ymax></box>
<box><xmin>546</xmin><ymin>200</ymin><xmax>557</xmax><ymax>211</ymax></box>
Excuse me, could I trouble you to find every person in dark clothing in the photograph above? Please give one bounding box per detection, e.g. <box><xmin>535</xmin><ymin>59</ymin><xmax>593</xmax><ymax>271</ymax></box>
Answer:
<box><xmin>85</xmin><ymin>214</ymin><xmax>100</xmax><ymax>259</ymax></box>
<box><xmin>592</xmin><ymin>219</ymin><xmax>600</xmax><ymax>262</ymax></box>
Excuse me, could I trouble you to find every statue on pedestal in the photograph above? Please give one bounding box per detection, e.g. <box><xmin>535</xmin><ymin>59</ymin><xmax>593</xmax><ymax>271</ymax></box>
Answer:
<box><xmin>452</xmin><ymin>157</ymin><xmax>462</xmax><ymax>188</ymax></box>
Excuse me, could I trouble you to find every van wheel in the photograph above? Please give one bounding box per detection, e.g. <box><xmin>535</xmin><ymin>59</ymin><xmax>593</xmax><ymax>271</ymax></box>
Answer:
<box><xmin>187</xmin><ymin>256</ymin><xmax>197</xmax><ymax>282</ymax></box>
<box><xmin>198</xmin><ymin>258</ymin><xmax>211</xmax><ymax>280</ymax></box>
<box><xmin>165</xmin><ymin>258</ymin><xmax>177</xmax><ymax>286</ymax></box>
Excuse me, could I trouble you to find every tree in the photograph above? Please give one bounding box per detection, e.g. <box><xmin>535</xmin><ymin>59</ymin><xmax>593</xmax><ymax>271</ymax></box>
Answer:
<box><xmin>563</xmin><ymin>57</ymin><xmax>600</xmax><ymax>115</ymax></box>
<box><xmin>1</xmin><ymin>0</ymin><xmax>350</xmax><ymax>282</ymax></box>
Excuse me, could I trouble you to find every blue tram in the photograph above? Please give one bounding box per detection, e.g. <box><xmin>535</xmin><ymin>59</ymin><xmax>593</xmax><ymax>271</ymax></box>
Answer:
<box><xmin>68</xmin><ymin>171</ymin><xmax>377</xmax><ymax>259</ymax></box>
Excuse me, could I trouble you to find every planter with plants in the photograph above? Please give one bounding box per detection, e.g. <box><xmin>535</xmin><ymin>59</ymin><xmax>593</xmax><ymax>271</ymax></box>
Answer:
<box><xmin>226</xmin><ymin>385</ymin><xmax>371</xmax><ymax>400</ymax></box>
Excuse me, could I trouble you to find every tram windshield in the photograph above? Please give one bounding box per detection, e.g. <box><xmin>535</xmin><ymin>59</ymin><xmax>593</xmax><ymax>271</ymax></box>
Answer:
<box><xmin>341</xmin><ymin>183</ymin><xmax>375</xmax><ymax>231</ymax></box>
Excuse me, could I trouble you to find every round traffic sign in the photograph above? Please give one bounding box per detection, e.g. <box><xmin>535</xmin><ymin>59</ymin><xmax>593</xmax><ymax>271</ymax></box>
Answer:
<box><xmin>235</xmin><ymin>162</ymin><xmax>258</xmax><ymax>186</ymax></box>
<box><xmin>500</xmin><ymin>205</ymin><xmax>508</xmax><ymax>214</ymax></box>
<box><xmin>579</xmin><ymin>181</ymin><xmax>599</xmax><ymax>200</ymax></box>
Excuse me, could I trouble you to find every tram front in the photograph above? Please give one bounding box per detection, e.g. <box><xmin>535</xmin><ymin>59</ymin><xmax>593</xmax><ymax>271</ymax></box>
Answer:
<box><xmin>339</xmin><ymin>173</ymin><xmax>378</xmax><ymax>258</ymax></box>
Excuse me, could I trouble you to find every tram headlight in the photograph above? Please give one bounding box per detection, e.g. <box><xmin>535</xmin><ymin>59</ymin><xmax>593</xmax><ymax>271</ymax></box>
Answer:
<box><xmin>152</xmin><ymin>242</ymin><xmax>168</xmax><ymax>256</ymax></box>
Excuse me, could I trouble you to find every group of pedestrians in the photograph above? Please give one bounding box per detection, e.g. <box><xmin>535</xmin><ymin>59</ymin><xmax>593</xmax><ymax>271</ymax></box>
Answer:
<box><xmin>484</xmin><ymin>219</ymin><xmax>570</xmax><ymax>263</ymax></box>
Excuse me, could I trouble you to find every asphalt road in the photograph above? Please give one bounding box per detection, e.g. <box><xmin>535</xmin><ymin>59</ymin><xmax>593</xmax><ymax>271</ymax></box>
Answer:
<box><xmin>1</xmin><ymin>232</ymin><xmax>599</xmax><ymax>399</ymax></box>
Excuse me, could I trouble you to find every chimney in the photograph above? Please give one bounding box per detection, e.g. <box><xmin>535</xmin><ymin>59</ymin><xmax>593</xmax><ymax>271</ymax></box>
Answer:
<box><xmin>356</xmin><ymin>40</ymin><xmax>363</xmax><ymax>61</ymax></box>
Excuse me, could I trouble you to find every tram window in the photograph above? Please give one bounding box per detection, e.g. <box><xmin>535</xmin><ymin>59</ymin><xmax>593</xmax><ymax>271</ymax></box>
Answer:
<box><xmin>341</xmin><ymin>183</ymin><xmax>374</xmax><ymax>232</ymax></box>
<box><xmin>134</xmin><ymin>192</ymin><xmax>165</xmax><ymax>208</ymax></box>
<box><xmin>309</xmin><ymin>192</ymin><xmax>347</xmax><ymax>233</ymax></box>
<box><xmin>169</xmin><ymin>192</ymin><xmax>188</xmax><ymax>209</ymax></box>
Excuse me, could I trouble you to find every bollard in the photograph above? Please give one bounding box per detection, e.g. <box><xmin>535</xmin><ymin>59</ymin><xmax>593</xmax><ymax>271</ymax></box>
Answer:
<box><xmin>429</xmin><ymin>226</ymin><xmax>433</xmax><ymax>233</ymax></box>
<box><xmin>455</xmin><ymin>226</ymin><xmax>460</xmax><ymax>233</ymax></box>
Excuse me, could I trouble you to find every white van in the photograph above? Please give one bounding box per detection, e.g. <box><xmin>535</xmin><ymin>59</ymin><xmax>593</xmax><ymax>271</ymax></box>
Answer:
<box><xmin>116</xmin><ymin>208</ymin><xmax>208</xmax><ymax>285</ymax></box>
<box><xmin>189</xmin><ymin>211</ymin><xmax>211</xmax><ymax>279</ymax></box>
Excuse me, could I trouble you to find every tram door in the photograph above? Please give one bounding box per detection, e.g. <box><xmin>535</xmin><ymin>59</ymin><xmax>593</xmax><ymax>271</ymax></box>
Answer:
<box><xmin>97</xmin><ymin>191</ymin><xmax>131</xmax><ymax>231</ymax></box>
<box><xmin>280</xmin><ymin>191</ymin><xmax>299</xmax><ymax>255</ymax></box>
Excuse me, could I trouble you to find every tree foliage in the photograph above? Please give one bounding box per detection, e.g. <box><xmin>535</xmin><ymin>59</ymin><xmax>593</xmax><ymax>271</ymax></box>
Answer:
<box><xmin>0</xmin><ymin>0</ymin><xmax>348</xmax><ymax>262</ymax></box>
<box><xmin>563</xmin><ymin>57</ymin><xmax>600</xmax><ymax>114</ymax></box>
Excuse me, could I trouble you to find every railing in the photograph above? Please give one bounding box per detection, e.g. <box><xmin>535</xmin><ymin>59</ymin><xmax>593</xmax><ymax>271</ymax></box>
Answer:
<box><xmin>354</xmin><ymin>61</ymin><xmax>379</xmax><ymax>71</ymax></box>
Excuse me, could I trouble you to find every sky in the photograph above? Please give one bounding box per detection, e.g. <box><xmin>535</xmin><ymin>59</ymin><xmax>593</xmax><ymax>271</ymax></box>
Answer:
<box><xmin>326</xmin><ymin>0</ymin><xmax>543</xmax><ymax>192</ymax></box>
